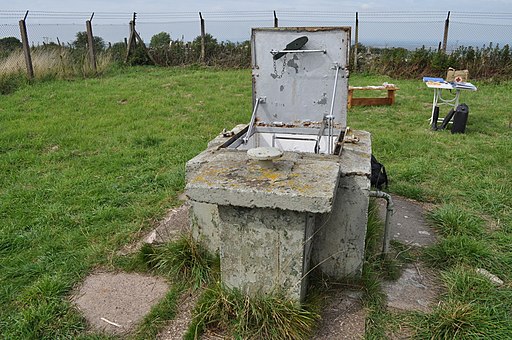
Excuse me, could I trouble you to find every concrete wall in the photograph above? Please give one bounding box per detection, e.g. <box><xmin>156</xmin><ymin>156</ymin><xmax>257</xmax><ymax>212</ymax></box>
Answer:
<box><xmin>310</xmin><ymin>130</ymin><xmax>372</xmax><ymax>280</ymax></box>
<box><xmin>189</xmin><ymin>201</ymin><xmax>221</xmax><ymax>254</ymax></box>
<box><xmin>218</xmin><ymin>206</ymin><xmax>312</xmax><ymax>301</ymax></box>
<box><xmin>311</xmin><ymin>175</ymin><xmax>370</xmax><ymax>279</ymax></box>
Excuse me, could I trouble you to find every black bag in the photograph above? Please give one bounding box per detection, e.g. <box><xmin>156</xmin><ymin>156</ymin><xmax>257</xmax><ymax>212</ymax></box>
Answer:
<box><xmin>371</xmin><ymin>155</ymin><xmax>388</xmax><ymax>190</ymax></box>
<box><xmin>451</xmin><ymin>103</ymin><xmax>469</xmax><ymax>134</ymax></box>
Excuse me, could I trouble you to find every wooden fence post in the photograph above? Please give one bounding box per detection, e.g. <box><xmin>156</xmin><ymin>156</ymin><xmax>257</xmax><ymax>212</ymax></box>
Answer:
<box><xmin>86</xmin><ymin>13</ymin><xmax>97</xmax><ymax>73</ymax></box>
<box><xmin>442</xmin><ymin>11</ymin><xmax>450</xmax><ymax>53</ymax></box>
<box><xmin>353</xmin><ymin>12</ymin><xmax>359</xmax><ymax>70</ymax></box>
<box><xmin>199</xmin><ymin>12</ymin><xmax>206</xmax><ymax>63</ymax></box>
<box><xmin>125</xmin><ymin>12</ymin><xmax>137</xmax><ymax>63</ymax></box>
<box><xmin>274</xmin><ymin>11</ymin><xmax>278</xmax><ymax>28</ymax></box>
<box><xmin>19</xmin><ymin>11</ymin><xmax>34</xmax><ymax>80</ymax></box>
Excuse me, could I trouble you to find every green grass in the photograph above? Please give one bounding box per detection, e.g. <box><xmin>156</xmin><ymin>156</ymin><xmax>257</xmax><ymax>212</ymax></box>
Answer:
<box><xmin>145</xmin><ymin>234</ymin><xmax>219</xmax><ymax>288</ymax></box>
<box><xmin>0</xmin><ymin>67</ymin><xmax>511</xmax><ymax>338</ymax></box>
<box><xmin>187</xmin><ymin>283</ymin><xmax>319</xmax><ymax>339</ymax></box>
<box><xmin>0</xmin><ymin>66</ymin><xmax>250</xmax><ymax>338</ymax></box>
<box><xmin>350</xmin><ymin>74</ymin><xmax>512</xmax><ymax>338</ymax></box>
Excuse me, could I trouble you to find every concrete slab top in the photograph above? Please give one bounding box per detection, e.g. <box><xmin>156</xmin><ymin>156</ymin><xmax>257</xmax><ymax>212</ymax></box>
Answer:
<box><xmin>185</xmin><ymin>150</ymin><xmax>341</xmax><ymax>213</ymax></box>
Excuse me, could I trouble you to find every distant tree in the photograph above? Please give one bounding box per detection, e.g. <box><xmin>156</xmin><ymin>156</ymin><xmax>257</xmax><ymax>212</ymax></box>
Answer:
<box><xmin>0</xmin><ymin>37</ymin><xmax>22</xmax><ymax>52</ymax></box>
<box><xmin>192</xmin><ymin>33</ymin><xmax>218</xmax><ymax>61</ymax></box>
<box><xmin>150</xmin><ymin>32</ymin><xmax>171</xmax><ymax>48</ymax></box>
<box><xmin>72</xmin><ymin>31</ymin><xmax>105</xmax><ymax>52</ymax></box>
<box><xmin>109</xmin><ymin>41</ymin><xmax>127</xmax><ymax>62</ymax></box>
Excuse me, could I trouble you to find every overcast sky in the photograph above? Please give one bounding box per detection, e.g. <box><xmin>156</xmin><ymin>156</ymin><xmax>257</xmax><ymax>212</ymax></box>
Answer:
<box><xmin>2</xmin><ymin>1</ymin><xmax>512</xmax><ymax>48</ymax></box>
<box><xmin>3</xmin><ymin>0</ymin><xmax>512</xmax><ymax>13</ymax></box>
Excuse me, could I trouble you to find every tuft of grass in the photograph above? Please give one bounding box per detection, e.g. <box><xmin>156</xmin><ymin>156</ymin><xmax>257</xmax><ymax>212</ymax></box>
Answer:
<box><xmin>145</xmin><ymin>234</ymin><xmax>219</xmax><ymax>288</ymax></box>
<box><xmin>132</xmin><ymin>285</ymin><xmax>183</xmax><ymax>339</ymax></box>
<box><xmin>0</xmin><ymin>48</ymin><xmax>113</xmax><ymax>94</ymax></box>
<box><xmin>0</xmin><ymin>73</ymin><xmax>26</xmax><ymax>94</ymax></box>
<box><xmin>427</xmin><ymin>204</ymin><xmax>484</xmax><ymax>237</ymax></box>
<box><xmin>188</xmin><ymin>284</ymin><xmax>319</xmax><ymax>340</ymax></box>
<box><xmin>414</xmin><ymin>300</ymin><xmax>499</xmax><ymax>339</ymax></box>
<box><xmin>423</xmin><ymin>235</ymin><xmax>494</xmax><ymax>269</ymax></box>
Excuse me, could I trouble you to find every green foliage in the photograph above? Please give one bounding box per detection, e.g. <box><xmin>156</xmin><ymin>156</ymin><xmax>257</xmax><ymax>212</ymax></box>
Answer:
<box><xmin>354</xmin><ymin>43</ymin><xmax>512</xmax><ymax>79</ymax></box>
<box><xmin>145</xmin><ymin>234</ymin><xmax>219</xmax><ymax>288</ymax></box>
<box><xmin>415</xmin><ymin>300</ymin><xmax>496</xmax><ymax>339</ymax></box>
<box><xmin>108</xmin><ymin>41</ymin><xmax>127</xmax><ymax>63</ymax></box>
<box><xmin>189</xmin><ymin>284</ymin><xmax>319</xmax><ymax>339</ymax></box>
<box><xmin>132</xmin><ymin>286</ymin><xmax>183</xmax><ymax>339</ymax></box>
<box><xmin>192</xmin><ymin>33</ymin><xmax>218</xmax><ymax>62</ymax></box>
<box><xmin>127</xmin><ymin>44</ymin><xmax>153</xmax><ymax>66</ymax></box>
<box><xmin>150</xmin><ymin>32</ymin><xmax>171</xmax><ymax>48</ymax></box>
<box><xmin>423</xmin><ymin>235</ymin><xmax>494</xmax><ymax>269</ymax></box>
<box><xmin>427</xmin><ymin>204</ymin><xmax>484</xmax><ymax>237</ymax></box>
<box><xmin>0</xmin><ymin>36</ymin><xmax>22</xmax><ymax>58</ymax></box>
<box><xmin>72</xmin><ymin>31</ymin><xmax>105</xmax><ymax>52</ymax></box>
<box><xmin>0</xmin><ymin>73</ymin><xmax>25</xmax><ymax>95</ymax></box>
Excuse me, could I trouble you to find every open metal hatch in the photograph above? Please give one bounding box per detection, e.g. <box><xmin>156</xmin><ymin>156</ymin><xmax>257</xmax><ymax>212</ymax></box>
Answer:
<box><xmin>222</xmin><ymin>27</ymin><xmax>351</xmax><ymax>155</ymax></box>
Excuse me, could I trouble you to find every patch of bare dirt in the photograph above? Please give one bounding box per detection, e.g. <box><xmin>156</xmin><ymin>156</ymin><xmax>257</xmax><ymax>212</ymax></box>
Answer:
<box><xmin>158</xmin><ymin>289</ymin><xmax>201</xmax><ymax>339</ymax></box>
<box><xmin>313</xmin><ymin>289</ymin><xmax>366</xmax><ymax>340</ymax></box>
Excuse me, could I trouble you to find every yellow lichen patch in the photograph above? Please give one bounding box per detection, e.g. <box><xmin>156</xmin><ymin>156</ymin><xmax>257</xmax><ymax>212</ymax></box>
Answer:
<box><xmin>256</xmin><ymin>167</ymin><xmax>284</xmax><ymax>182</ymax></box>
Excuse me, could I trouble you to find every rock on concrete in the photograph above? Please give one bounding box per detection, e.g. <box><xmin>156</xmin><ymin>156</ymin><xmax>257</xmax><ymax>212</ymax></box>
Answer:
<box><xmin>72</xmin><ymin>272</ymin><xmax>168</xmax><ymax>335</ymax></box>
<box><xmin>145</xmin><ymin>204</ymin><xmax>190</xmax><ymax>245</ymax></box>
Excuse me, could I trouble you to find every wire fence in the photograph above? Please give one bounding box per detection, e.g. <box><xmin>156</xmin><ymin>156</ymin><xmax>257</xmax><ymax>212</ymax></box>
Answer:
<box><xmin>1</xmin><ymin>10</ymin><xmax>512</xmax><ymax>82</ymax></box>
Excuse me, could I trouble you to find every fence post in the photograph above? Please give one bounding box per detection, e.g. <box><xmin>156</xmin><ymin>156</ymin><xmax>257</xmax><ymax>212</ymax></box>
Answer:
<box><xmin>199</xmin><ymin>12</ymin><xmax>205</xmax><ymax>63</ymax></box>
<box><xmin>353</xmin><ymin>12</ymin><xmax>359</xmax><ymax>70</ymax></box>
<box><xmin>274</xmin><ymin>10</ymin><xmax>278</xmax><ymax>28</ymax></box>
<box><xmin>86</xmin><ymin>13</ymin><xmax>97</xmax><ymax>73</ymax></box>
<box><xmin>442</xmin><ymin>11</ymin><xmax>450</xmax><ymax>53</ymax></box>
<box><xmin>19</xmin><ymin>11</ymin><xmax>34</xmax><ymax>80</ymax></box>
<box><xmin>125</xmin><ymin>12</ymin><xmax>137</xmax><ymax>63</ymax></box>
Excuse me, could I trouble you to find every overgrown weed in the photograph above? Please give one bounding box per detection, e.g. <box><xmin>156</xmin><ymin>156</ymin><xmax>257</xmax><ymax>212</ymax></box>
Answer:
<box><xmin>188</xmin><ymin>283</ymin><xmax>319</xmax><ymax>340</ymax></box>
<box><xmin>144</xmin><ymin>234</ymin><xmax>219</xmax><ymax>289</ymax></box>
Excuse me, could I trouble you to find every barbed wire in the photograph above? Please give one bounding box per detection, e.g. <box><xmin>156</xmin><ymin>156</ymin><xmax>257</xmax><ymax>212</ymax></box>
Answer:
<box><xmin>2</xmin><ymin>10</ymin><xmax>512</xmax><ymax>22</ymax></box>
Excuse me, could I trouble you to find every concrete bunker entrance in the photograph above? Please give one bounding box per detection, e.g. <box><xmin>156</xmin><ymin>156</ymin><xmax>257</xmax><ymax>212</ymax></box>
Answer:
<box><xmin>185</xmin><ymin>27</ymin><xmax>371</xmax><ymax>302</ymax></box>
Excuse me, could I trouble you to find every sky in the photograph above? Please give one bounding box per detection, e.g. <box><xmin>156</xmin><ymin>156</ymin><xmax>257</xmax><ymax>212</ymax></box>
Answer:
<box><xmin>3</xmin><ymin>0</ymin><xmax>512</xmax><ymax>14</ymax></box>
<box><xmin>2</xmin><ymin>1</ymin><xmax>512</xmax><ymax>49</ymax></box>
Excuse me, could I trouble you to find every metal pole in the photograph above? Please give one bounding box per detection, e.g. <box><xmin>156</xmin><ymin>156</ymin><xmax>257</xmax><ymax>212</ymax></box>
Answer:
<box><xmin>369</xmin><ymin>191</ymin><xmax>394</xmax><ymax>255</ymax></box>
<box><xmin>19</xmin><ymin>11</ymin><xmax>34</xmax><ymax>80</ymax></box>
<box><xmin>86</xmin><ymin>12</ymin><xmax>97</xmax><ymax>73</ymax></box>
<box><xmin>354</xmin><ymin>12</ymin><xmax>359</xmax><ymax>70</ymax></box>
<box><xmin>327</xmin><ymin>64</ymin><xmax>340</xmax><ymax>154</ymax></box>
<box><xmin>273</xmin><ymin>10</ymin><xmax>278</xmax><ymax>28</ymax></box>
<box><xmin>442</xmin><ymin>11</ymin><xmax>450</xmax><ymax>53</ymax></box>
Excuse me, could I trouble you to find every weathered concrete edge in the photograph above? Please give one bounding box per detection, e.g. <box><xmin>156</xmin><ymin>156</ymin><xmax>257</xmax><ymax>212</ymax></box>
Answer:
<box><xmin>185</xmin><ymin>185</ymin><xmax>334</xmax><ymax>213</ymax></box>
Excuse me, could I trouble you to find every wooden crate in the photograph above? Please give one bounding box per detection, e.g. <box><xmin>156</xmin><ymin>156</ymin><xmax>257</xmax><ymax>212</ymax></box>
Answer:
<box><xmin>348</xmin><ymin>85</ymin><xmax>399</xmax><ymax>108</ymax></box>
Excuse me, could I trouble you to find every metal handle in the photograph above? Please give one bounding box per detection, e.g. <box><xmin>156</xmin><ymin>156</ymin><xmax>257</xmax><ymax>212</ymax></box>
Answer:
<box><xmin>270</xmin><ymin>49</ymin><xmax>326</xmax><ymax>55</ymax></box>
<box><xmin>243</xmin><ymin>97</ymin><xmax>266</xmax><ymax>144</ymax></box>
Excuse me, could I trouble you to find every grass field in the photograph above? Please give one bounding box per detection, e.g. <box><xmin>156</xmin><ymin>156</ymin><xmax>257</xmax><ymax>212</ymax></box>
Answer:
<box><xmin>1</xmin><ymin>66</ymin><xmax>511</xmax><ymax>338</ymax></box>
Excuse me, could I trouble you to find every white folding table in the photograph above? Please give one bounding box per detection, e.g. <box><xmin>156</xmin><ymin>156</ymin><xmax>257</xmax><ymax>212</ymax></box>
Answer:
<box><xmin>424</xmin><ymin>79</ymin><xmax>477</xmax><ymax>124</ymax></box>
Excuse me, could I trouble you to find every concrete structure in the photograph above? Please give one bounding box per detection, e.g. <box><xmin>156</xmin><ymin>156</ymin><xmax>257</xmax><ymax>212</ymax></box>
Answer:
<box><xmin>186</xmin><ymin>129</ymin><xmax>370</xmax><ymax>301</ymax></box>
<box><xmin>185</xmin><ymin>27</ymin><xmax>371</xmax><ymax>302</ymax></box>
